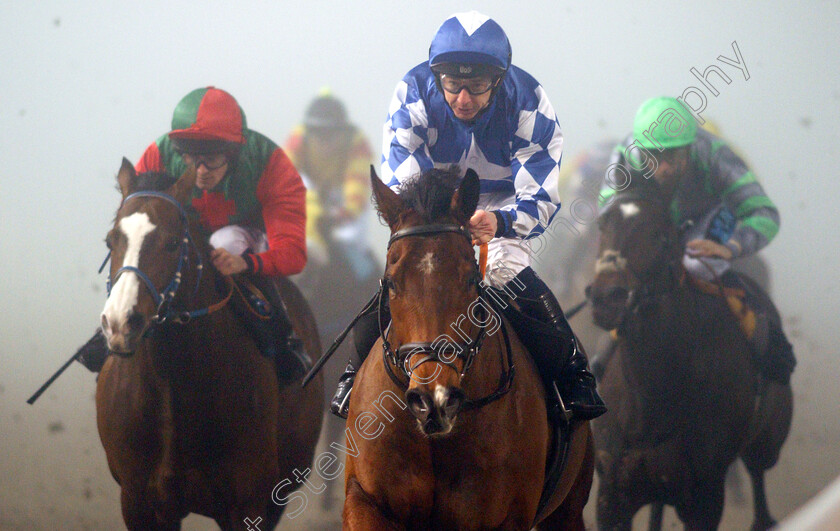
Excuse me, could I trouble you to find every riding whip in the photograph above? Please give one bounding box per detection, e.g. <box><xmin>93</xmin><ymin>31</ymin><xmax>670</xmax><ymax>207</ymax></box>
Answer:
<box><xmin>27</xmin><ymin>350</ymin><xmax>81</xmax><ymax>405</ymax></box>
<box><xmin>301</xmin><ymin>288</ymin><xmax>380</xmax><ymax>388</ymax></box>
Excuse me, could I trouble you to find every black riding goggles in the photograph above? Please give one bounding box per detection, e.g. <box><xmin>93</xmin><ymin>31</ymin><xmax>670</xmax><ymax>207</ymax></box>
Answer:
<box><xmin>180</xmin><ymin>152</ymin><xmax>229</xmax><ymax>171</ymax></box>
<box><xmin>438</xmin><ymin>73</ymin><xmax>498</xmax><ymax>96</ymax></box>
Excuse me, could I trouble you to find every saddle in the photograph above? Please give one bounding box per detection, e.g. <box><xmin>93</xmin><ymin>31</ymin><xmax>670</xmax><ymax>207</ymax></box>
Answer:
<box><xmin>687</xmin><ymin>272</ymin><xmax>795</xmax><ymax>385</ymax></box>
<box><xmin>225</xmin><ymin>276</ymin><xmax>312</xmax><ymax>387</ymax></box>
<box><xmin>688</xmin><ymin>275</ymin><xmax>757</xmax><ymax>340</ymax></box>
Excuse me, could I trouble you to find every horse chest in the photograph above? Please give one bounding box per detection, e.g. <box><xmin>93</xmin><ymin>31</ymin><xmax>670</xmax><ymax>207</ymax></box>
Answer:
<box><xmin>356</xmin><ymin>424</ymin><xmax>538</xmax><ymax>529</ymax></box>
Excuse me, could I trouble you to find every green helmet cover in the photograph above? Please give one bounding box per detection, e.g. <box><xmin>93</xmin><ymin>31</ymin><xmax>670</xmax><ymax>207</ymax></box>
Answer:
<box><xmin>633</xmin><ymin>97</ymin><xmax>697</xmax><ymax>150</ymax></box>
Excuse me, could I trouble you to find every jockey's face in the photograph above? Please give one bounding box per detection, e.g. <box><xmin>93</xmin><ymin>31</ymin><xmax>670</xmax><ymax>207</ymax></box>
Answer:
<box><xmin>182</xmin><ymin>152</ymin><xmax>229</xmax><ymax>190</ymax></box>
<box><xmin>650</xmin><ymin>147</ymin><xmax>690</xmax><ymax>189</ymax></box>
<box><xmin>306</xmin><ymin>127</ymin><xmax>348</xmax><ymax>150</ymax></box>
<box><xmin>441</xmin><ymin>75</ymin><xmax>495</xmax><ymax>121</ymax></box>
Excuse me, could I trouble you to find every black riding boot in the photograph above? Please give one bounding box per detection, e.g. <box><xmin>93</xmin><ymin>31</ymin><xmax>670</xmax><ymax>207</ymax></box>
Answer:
<box><xmin>76</xmin><ymin>328</ymin><xmax>109</xmax><ymax>373</ymax></box>
<box><xmin>721</xmin><ymin>271</ymin><xmax>796</xmax><ymax>384</ymax></box>
<box><xmin>504</xmin><ymin>267</ymin><xmax>607</xmax><ymax>421</ymax></box>
<box><xmin>232</xmin><ymin>275</ymin><xmax>310</xmax><ymax>387</ymax></box>
<box><xmin>330</xmin><ymin>305</ymin><xmax>386</xmax><ymax>419</ymax></box>
<box><xmin>534</xmin><ymin>291</ymin><xmax>607</xmax><ymax>420</ymax></box>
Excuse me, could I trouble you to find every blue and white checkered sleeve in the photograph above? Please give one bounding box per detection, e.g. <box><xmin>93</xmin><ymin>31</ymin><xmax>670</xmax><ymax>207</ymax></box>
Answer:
<box><xmin>381</xmin><ymin>79</ymin><xmax>435</xmax><ymax>189</ymax></box>
<box><xmin>501</xmin><ymin>85</ymin><xmax>564</xmax><ymax>239</ymax></box>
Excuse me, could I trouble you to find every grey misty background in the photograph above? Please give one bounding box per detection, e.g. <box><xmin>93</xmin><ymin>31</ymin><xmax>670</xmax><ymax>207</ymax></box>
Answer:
<box><xmin>1</xmin><ymin>1</ymin><xmax>838</xmax><ymax>529</ymax></box>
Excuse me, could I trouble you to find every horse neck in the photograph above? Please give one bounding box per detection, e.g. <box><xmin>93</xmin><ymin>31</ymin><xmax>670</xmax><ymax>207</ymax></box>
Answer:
<box><xmin>142</xmin><ymin>237</ymin><xmax>235</xmax><ymax>376</ymax></box>
<box><xmin>619</xmin><ymin>265</ymin><xmax>698</xmax><ymax>390</ymax></box>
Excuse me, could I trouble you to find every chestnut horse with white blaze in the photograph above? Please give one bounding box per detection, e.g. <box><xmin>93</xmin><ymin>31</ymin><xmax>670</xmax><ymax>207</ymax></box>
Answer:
<box><xmin>96</xmin><ymin>159</ymin><xmax>323</xmax><ymax>530</ymax></box>
<box><xmin>342</xmin><ymin>167</ymin><xmax>594</xmax><ymax>530</ymax></box>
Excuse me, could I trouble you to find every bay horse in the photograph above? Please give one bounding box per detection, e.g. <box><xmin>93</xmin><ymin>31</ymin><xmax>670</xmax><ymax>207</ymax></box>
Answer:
<box><xmin>96</xmin><ymin>159</ymin><xmax>324</xmax><ymax>530</ymax></box>
<box><xmin>341</xmin><ymin>167</ymin><xmax>594</xmax><ymax>530</ymax></box>
<box><xmin>588</xmin><ymin>181</ymin><xmax>792</xmax><ymax>530</ymax></box>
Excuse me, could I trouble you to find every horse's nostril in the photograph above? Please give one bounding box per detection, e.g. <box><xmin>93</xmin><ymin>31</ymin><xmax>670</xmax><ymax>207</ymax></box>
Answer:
<box><xmin>406</xmin><ymin>389</ymin><xmax>432</xmax><ymax>421</ymax></box>
<box><xmin>127</xmin><ymin>312</ymin><xmax>145</xmax><ymax>332</ymax></box>
<box><xmin>444</xmin><ymin>388</ymin><xmax>465</xmax><ymax>417</ymax></box>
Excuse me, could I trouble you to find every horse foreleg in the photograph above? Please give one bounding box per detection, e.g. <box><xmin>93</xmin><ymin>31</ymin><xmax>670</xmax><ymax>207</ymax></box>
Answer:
<box><xmin>595</xmin><ymin>477</ymin><xmax>636</xmax><ymax>531</ymax></box>
<box><xmin>675</xmin><ymin>478</ymin><xmax>725</xmax><ymax>531</ymax></box>
<box><xmin>120</xmin><ymin>488</ymin><xmax>182</xmax><ymax>531</ymax></box>
<box><xmin>343</xmin><ymin>477</ymin><xmax>404</xmax><ymax>531</ymax></box>
<box><xmin>747</xmin><ymin>469</ymin><xmax>776</xmax><ymax>531</ymax></box>
<box><xmin>647</xmin><ymin>502</ymin><xmax>664</xmax><ymax>531</ymax></box>
<box><xmin>217</xmin><ymin>504</ymin><xmax>273</xmax><ymax>531</ymax></box>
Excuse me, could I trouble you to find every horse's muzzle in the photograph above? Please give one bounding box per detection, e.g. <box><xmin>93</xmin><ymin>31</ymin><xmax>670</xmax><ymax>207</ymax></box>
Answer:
<box><xmin>100</xmin><ymin>311</ymin><xmax>147</xmax><ymax>354</ymax></box>
<box><xmin>406</xmin><ymin>386</ymin><xmax>466</xmax><ymax>436</ymax></box>
<box><xmin>588</xmin><ymin>282</ymin><xmax>630</xmax><ymax>331</ymax></box>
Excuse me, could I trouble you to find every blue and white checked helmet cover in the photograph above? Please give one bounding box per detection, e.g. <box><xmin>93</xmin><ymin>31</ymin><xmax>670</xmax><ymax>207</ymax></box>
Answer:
<box><xmin>429</xmin><ymin>11</ymin><xmax>511</xmax><ymax>72</ymax></box>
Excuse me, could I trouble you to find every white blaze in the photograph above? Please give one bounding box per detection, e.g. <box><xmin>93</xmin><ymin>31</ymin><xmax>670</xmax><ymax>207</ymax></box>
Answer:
<box><xmin>418</xmin><ymin>252</ymin><xmax>435</xmax><ymax>275</ymax></box>
<box><xmin>434</xmin><ymin>385</ymin><xmax>448</xmax><ymax>410</ymax></box>
<box><xmin>101</xmin><ymin>212</ymin><xmax>156</xmax><ymax>333</ymax></box>
<box><xmin>620</xmin><ymin>202</ymin><xmax>640</xmax><ymax>218</ymax></box>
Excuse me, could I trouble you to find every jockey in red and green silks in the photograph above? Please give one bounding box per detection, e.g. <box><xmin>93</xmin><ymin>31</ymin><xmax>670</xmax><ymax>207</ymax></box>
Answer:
<box><xmin>77</xmin><ymin>87</ymin><xmax>309</xmax><ymax>376</ymax></box>
<box><xmin>137</xmin><ymin>87</ymin><xmax>309</xmax><ymax>380</ymax></box>
<box><xmin>137</xmin><ymin>87</ymin><xmax>307</xmax><ymax>279</ymax></box>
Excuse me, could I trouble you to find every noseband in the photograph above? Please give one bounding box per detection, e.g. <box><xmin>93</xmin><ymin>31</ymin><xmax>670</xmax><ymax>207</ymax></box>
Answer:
<box><xmin>380</xmin><ymin>223</ymin><xmax>515</xmax><ymax>410</ymax></box>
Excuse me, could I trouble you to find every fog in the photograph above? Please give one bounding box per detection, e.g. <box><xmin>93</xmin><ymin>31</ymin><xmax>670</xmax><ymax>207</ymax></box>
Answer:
<box><xmin>2</xmin><ymin>1</ymin><xmax>839</xmax><ymax>529</ymax></box>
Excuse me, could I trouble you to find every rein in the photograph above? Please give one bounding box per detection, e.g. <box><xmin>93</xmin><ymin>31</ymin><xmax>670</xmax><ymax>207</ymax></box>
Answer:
<box><xmin>379</xmin><ymin>223</ymin><xmax>516</xmax><ymax>411</ymax></box>
<box><xmin>103</xmin><ymin>190</ymin><xmax>231</xmax><ymax>326</ymax></box>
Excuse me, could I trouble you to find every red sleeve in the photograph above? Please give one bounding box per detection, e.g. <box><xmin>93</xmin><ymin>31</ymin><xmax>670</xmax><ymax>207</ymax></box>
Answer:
<box><xmin>135</xmin><ymin>142</ymin><xmax>164</xmax><ymax>173</ymax></box>
<box><xmin>249</xmin><ymin>148</ymin><xmax>307</xmax><ymax>277</ymax></box>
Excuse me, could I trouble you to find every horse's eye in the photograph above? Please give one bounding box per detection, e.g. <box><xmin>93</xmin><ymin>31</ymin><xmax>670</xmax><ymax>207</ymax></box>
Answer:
<box><xmin>385</xmin><ymin>277</ymin><xmax>397</xmax><ymax>293</ymax></box>
<box><xmin>105</xmin><ymin>231</ymin><xmax>117</xmax><ymax>250</ymax></box>
<box><xmin>164</xmin><ymin>238</ymin><xmax>180</xmax><ymax>253</ymax></box>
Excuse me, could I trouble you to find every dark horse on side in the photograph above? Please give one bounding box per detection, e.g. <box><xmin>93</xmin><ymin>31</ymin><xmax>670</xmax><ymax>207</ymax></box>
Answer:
<box><xmin>341</xmin><ymin>167</ymin><xmax>594</xmax><ymax>530</ymax></box>
<box><xmin>96</xmin><ymin>160</ymin><xmax>324</xmax><ymax>530</ymax></box>
<box><xmin>588</xmin><ymin>181</ymin><xmax>792</xmax><ymax>530</ymax></box>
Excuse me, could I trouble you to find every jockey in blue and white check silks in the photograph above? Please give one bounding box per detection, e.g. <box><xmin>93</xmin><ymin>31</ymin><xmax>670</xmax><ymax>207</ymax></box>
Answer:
<box><xmin>381</xmin><ymin>57</ymin><xmax>564</xmax><ymax>288</ymax></box>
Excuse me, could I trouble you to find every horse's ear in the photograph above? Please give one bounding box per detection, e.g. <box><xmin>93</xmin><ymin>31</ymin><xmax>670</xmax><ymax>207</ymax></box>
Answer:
<box><xmin>370</xmin><ymin>165</ymin><xmax>404</xmax><ymax>229</ymax></box>
<box><xmin>117</xmin><ymin>157</ymin><xmax>137</xmax><ymax>198</ymax></box>
<box><xmin>168</xmin><ymin>164</ymin><xmax>197</xmax><ymax>204</ymax></box>
<box><xmin>451</xmin><ymin>169</ymin><xmax>480</xmax><ymax>222</ymax></box>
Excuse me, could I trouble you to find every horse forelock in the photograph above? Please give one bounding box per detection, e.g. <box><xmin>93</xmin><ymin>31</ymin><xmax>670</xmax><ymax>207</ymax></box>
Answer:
<box><xmin>135</xmin><ymin>171</ymin><xmax>178</xmax><ymax>192</ymax></box>
<box><xmin>398</xmin><ymin>168</ymin><xmax>462</xmax><ymax>224</ymax></box>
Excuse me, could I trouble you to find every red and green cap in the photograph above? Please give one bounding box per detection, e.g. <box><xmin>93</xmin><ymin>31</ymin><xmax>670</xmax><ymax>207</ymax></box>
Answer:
<box><xmin>168</xmin><ymin>87</ymin><xmax>247</xmax><ymax>150</ymax></box>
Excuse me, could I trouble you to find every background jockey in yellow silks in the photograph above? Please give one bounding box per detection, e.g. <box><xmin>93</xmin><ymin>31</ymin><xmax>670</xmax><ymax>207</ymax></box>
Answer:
<box><xmin>284</xmin><ymin>88</ymin><xmax>374</xmax><ymax>277</ymax></box>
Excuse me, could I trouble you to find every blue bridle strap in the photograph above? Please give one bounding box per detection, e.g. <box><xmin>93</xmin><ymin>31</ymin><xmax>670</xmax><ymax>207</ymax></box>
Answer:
<box><xmin>113</xmin><ymin>265</ymin><xmax>164</xmax><ymax>307</ymax></box>
<box><xmin>103</xmin><ymin>190</ymin><xmax>209</xmax><ymax>324</ymax></box>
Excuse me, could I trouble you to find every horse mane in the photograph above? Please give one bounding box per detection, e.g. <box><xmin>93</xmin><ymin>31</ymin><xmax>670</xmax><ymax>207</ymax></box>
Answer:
<box><xmin>387</xmin><ymin>167</ymin><xmax>462</xmax><ymax>224</ymax></box>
